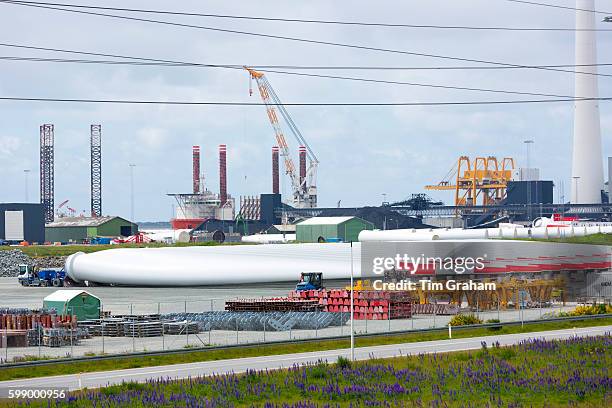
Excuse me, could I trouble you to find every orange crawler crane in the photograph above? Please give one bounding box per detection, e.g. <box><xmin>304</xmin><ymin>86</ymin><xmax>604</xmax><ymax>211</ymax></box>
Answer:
<box><xmin>426</xmin><ymin>156</ymin><xmax>515</xmax><ymax>206</ymax></box>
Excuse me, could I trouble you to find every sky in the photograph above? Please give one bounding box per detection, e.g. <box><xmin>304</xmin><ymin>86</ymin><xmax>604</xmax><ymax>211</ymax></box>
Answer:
<box><xmin>0</xmin><ymin>0</ymin><xmax>611</xmax><ymax>222</ymax></box>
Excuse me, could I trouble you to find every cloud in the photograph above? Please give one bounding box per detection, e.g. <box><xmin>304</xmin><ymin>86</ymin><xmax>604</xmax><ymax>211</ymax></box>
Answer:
<box><xmin>0</xmin><ymin>135</ymin><xmax>21</xmax><ymax>157</ymax></box>
<box><xmin>137</xmin><ymin>127</ymin><xmax>168</xmax><ymax>150</ymax></box>
<box><xmin>0</xmin><ymin>0</ymin><xmax>610</xmax><ymax>217</ymax></box>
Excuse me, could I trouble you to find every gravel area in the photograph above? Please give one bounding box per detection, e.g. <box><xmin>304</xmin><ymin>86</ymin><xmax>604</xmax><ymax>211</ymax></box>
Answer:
<box><xmin>0</xmin><ymin>250</ymin><xmax>33</xmax><ymax>277</ymax></box>
<box><xmin>0</xmin><ymin>250</ymin><xmax>66</xmax><ymax>277</ymax></box>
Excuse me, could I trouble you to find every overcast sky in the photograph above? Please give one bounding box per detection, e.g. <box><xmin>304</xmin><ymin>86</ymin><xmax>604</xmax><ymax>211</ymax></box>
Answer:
<box><xmin>0</xmin><ymin>0</ymin><xmax>610</xmax><ymax>221</ymax></box>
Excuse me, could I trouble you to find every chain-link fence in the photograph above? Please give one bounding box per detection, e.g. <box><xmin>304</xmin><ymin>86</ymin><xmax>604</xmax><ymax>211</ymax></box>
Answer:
<box><xmin>2</xmin><ymin>289</ymin><xmax>603</xmax><ymax>364</ymax></box>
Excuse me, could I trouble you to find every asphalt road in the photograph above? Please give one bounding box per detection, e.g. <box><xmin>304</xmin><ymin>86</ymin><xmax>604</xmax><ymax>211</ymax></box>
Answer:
<box><xmin>1</xmin><ymin>325</ymin><xmax>610</xmax><ymax>391</ymax></box>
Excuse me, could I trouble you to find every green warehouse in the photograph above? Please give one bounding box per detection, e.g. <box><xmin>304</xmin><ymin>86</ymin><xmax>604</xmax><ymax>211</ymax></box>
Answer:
<box><xmin>45</xmin><ymin>216</ymin><xmax>138</xmax><ymax>243</ymax></box>
<box><xmin>43</xmin><ymin>290</ymin><xmax>101</xmax><ymax>321</ymax></box>
<box><xmin>296</xmin><ymin>216</ymin><xmax>374</xmax><ymax>243</ymax></box>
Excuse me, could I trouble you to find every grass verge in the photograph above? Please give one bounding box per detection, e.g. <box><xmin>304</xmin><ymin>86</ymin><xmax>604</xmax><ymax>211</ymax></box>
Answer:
<box><xmin>0</xmin><ymin>316</ymin><xmax>610</xmax><ymax>382</ymax></box>
<box><xmin>8</xmin><ymin>333</ymin><xmax>611</xmax><ymax>407</ymax></box>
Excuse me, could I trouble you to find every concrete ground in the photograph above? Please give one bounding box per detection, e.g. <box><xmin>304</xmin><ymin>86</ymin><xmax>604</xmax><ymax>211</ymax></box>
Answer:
<box><xmin>0</xmin><ymin>277</ymin><xmax>579</xmax><ymax>362</ymax></box>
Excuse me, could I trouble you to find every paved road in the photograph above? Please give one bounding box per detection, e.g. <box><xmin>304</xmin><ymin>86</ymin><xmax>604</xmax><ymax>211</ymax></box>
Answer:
<box><xmin>1</xmin><ymin>325</ymin><xmax>610</xmax><ymax>391</ymax></box>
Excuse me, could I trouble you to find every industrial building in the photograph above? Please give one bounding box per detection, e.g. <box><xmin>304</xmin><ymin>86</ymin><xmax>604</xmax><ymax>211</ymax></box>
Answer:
<box><xmin>0</xmin><ymin>203</ymin><xmax>45</xmax><ymax>244</ymax></box>
<box><xmin>45</xmin><ymin>216</ymin><xmax>137</xmax><ymax>243</ymax></box>
<box><xmin>296</xmin><ymin>216</ymin><xmax>374</xmax><ymax>243</ymax></box>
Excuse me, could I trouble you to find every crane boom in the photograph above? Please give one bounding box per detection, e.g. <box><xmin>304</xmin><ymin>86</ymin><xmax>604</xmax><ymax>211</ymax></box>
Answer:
<box><xmin>245</xmin><ymin>67</ymin><xmax>318</xmax><ymax>208</ymax></box>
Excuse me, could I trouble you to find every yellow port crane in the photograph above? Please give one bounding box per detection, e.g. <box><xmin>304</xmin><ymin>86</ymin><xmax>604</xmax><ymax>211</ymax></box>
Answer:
<box><xmin>425</xmin><ymin>156</ymin><xmax>515</xmax><ymax>206</ymax></box>
<box><xmin>245</xmin><ymin>67</ymin><xmax>319</xmax><ymax>208</ymax></box>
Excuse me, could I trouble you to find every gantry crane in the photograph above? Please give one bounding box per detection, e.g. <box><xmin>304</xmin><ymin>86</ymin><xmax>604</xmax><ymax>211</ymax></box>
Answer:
<box><xmin>425</xmin><ymin>156</ymin><xmax>515</xmax><ymax>206</ymax></box>
<box><xmin>245</xmin><ymin>67</ymin><xmax>319</xmax><ymax>208</ymax></box>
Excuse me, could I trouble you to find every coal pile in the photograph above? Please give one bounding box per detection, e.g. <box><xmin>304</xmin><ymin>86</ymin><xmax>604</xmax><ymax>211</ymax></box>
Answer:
<box><xmin>318</xmin><ymin>206</ymin><xmax>426</xmax><ymax>230</ymax></box>
<box><xmin>0</xmin><ymin>250</ymin><xmax>33</xmax><ymax>277</ymax></box>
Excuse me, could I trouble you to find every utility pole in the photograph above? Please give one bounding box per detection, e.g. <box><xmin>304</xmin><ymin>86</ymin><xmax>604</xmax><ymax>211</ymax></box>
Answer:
<box><xmin>350</xmin><ymin>241</ymin><xmax>354</xmax><ymax>361</ymax></box>
<box><xmin>573</xmin><ymin>176</ymin><xmax>581</xmax><ymax>204</ymax></box>
<box><xmin>524</xmin><ymin>140</ymin><xmax>534</xmax><ymax>221</ymax></box>
<box><xmin>23</xmin><ymin>169</ymin><xmax>30</xmax><ymax>202</ymax></box>
<box><xmin>129</xmin><ymin>164</ymin><xmax>136</xmax><ymax>234</ymax></box>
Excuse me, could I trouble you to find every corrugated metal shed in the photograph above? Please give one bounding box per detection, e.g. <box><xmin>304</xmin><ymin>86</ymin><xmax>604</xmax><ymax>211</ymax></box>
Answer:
<box><xmin>298</xmin><ymin>216</ymin><xmax>354</xmax><ymax>225</ymax></box>
<box><xmin>296</xmin><ymin>216</ymin><xmax>374</xmax><ymax>243</ymax></box>
<box><xmin>45</xmin><ymin>216</ymin><xmax>117</xmax><ymax>228</ymax></box>
<box><xmin>45</xmin><ymin>216</ymin><xmax>137</xmax><ymax>243</ymax></box>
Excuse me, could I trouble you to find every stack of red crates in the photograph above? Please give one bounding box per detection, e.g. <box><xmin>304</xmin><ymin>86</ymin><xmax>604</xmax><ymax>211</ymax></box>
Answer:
<box><xmin>288</xmin><ymin>289</ymin><xmax>413</xmax><ymax>320</ymax></box>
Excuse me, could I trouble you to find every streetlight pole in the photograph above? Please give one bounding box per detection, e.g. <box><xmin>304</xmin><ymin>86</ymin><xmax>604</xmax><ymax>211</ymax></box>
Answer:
<box><xmin>23</xmin><ymin>169</ymin><xmax>30</xmax><ymax>203</ymax></box>
<box><xmin>524</xmin><ymin>140</ymin><xmax>534</xmax><ymax>221</ymax></box>
<box><xmin>129</xmin><ymin>164</ymin><xmax>136</xmax><ymax>234</ymax></box>
<box><xmin>572</xmin><ymin>176</ymin><xmax>581</xmax><ymax>204</ymax></box>
<box><xmin>350</xmin><ymin>241</ymin><xmax>354</xmax><ymax>361</ymax></box>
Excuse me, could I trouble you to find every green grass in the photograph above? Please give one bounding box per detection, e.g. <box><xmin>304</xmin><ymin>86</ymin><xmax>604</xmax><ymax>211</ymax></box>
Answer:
<box><xmin>9</xmin><ymin>334</ymin><xmax>611</xmax><ymax>407</ymax></box>
<box><xmin>0</xmin><ymin>316</ymin><xmax>609</xmax><ymax>382</ymax></box>
<box><xmin>0</xmin><ymin>241</ymin><xmax>247</xmax><ymax>258</ymax></box>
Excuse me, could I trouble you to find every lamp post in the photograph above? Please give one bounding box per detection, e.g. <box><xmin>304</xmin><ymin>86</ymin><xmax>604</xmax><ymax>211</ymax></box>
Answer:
<box><xmin>350</xmin><ymin>241</ymin><xmax>354</xmax><ymax>361</ymax></box>
<box><xmin>524</xmin><ymin>140</ymin><xmax>534</xmax><ymax>221</ymax></box>
<box><xmin>129</xmin><ymin>164</ymin><xmax>136</xmax><ymax>234</ymax></box>
<box><xmin>23</xmin><ymin>169</ymin><xmax>30</xmax><ymax>202</ymax></box>
<box><xmin>572</xmin><ymin>176</ymin><xmax>581</xmax><ymax>204</ymax></box>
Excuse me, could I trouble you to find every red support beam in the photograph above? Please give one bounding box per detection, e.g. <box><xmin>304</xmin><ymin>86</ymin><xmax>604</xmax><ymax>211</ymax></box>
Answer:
<box><xmin>219</xmin><ymin>144</ymin><xmax>227</xmax><ymax>205</ymax></box>
<box><xmin>192</xmin><ymin>145</ymin><xmax>200</xmax><ymax>194</ymax></box>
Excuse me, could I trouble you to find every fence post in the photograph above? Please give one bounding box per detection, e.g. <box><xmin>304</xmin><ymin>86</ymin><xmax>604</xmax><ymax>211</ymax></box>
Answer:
<box><xmin>497</xmin><ymin>301</ymin><xmax>500</xmax><ymax>322</ymax></box>
<box><xmin>70</xmin><ymin>312</ymin><xmax>74</xmax><ymax>358</ymax></box>
<box><xmin>433</xmin><ymin>304</ymin><xmax>436</xmax><ymax>328</ymax></box>
<box><xmin>263</xmin><ymin>312</ymin><xmax>266</xmax><ymax>343</ymax></box>
<box><xmin>448</xmin><ymin>323</ymin><xmax>452</xmax><ymax>339</ymax></box>
<box><xmin>388</xmin><ymin>302</ymin><xmax>391</xmax><ymax>332</ymax></box>
<box><xmin>131</xmin><ymin>303</ymin><xmax>135</xmax><ymax>352</ymax></box>
<box><xmin>38</xmin><ymin>323</ymin><xmax>41</xmax><ymax>358</ymax></box>
<box><xmin>520</xmin><ymin>292</ymin><xmax>524</xmax><ymax>328</ymax></box>
<box><xmin>236</xmin><ymin>317</ymin><xmax>239</xmax><ymax>344</ymax></box>
<box><xmin>185</xmin><ymin>300</ymin><xmax>189</xmax><ymax>347</ymax></box>
<box><xmin>159</xmin><ymin>302</ymin><xmax>164</xmax><ymax>351</ymax></box>
<box><xmin>101</xmin><ymin>303</ymin><xmax>105</xmax><ymax>355</ymax></box>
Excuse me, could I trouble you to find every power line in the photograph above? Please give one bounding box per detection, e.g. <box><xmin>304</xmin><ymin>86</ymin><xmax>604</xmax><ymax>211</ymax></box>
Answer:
<box><xmin>505</xmin><ymin>0</ymin><xmax>612</xmax><ymax>15</ymax></box>
<box><xmin>0</xmin><ymin>96</ymin><xmax>609</xmax><ymax>106</ymax></box>
<box><xmin>2</xmin><ymin>2</ymin><xmax>610</xmax><ymax>78</ymax></box>
<box><xmin>2</xmin><ymin>0</ymin><xmax>611</xmax><ymax>31</ymax></box>
<box><xmin>2</xmin><ymin>55</ymin><xmax>612</xmax><ymax>71</ymax></box>
<box><xmin>0</xmin><ymin>51</ymin><xmax>576</xmax><ymax>98</ymax></box>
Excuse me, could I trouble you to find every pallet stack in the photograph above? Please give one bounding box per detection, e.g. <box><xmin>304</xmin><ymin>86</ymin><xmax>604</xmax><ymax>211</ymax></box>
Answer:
<box><xmin>288</xmin><ymin>290</ymin><xmax>414</xmax><ymax>320</ymax></box>
<box><xmin>40</xmin><ymin>328</ymin><xmax>89</xmax><ymax>347</ymax></box>
<box><xmin>225</xmin><ymin>298</ymin><xmax>323</xmax><ymax>312</ymax></box>
<box><xmin>123</xmin><ymin>321</ymin><xmax>163</xmax><ymax>337</ymax></box>
<box><xmin>163</xmin><ymin>321</ymin><xmax>200</xmax><ymax>335</ymax></box>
